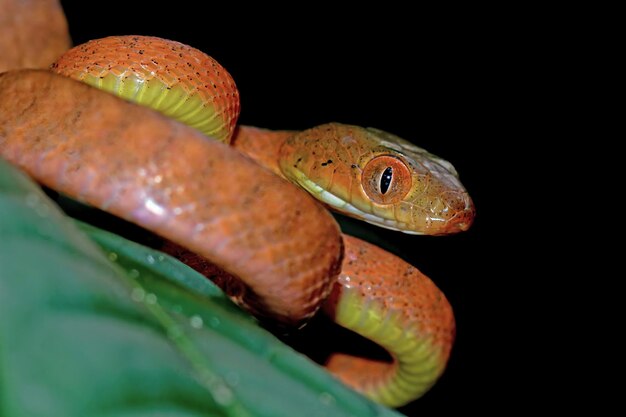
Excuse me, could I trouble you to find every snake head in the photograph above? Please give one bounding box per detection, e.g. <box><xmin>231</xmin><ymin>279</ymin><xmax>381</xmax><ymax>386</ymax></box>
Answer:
<box><xmin>279</xmin><ymin>123</ymin><xmax>475</xmax><ymax>235</ymax></box>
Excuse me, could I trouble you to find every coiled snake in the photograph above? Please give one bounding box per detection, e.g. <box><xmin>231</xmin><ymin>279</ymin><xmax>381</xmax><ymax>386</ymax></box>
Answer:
<box><xmin>0</xmin><ymin>35</ymin><xmax>474</xmax><ymax>407</ymax></box>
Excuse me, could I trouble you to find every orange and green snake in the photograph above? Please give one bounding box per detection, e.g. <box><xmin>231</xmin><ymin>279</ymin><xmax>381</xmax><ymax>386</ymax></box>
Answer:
<box><xmin>0</xmin><ymin>35</ymin><xmax>474</xmax><ymax>407</ymax></box>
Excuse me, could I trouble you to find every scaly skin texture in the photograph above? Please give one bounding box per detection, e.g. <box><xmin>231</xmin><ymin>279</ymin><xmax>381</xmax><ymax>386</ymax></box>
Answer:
<box><xmin>0</xmin><ymin>0</ymin><xmax>71</xmax><ymax>72</ymax></box>
<box><xmin>0</xmin><ymin>35</ymin><xmax>471</xmax><ymax>407</ymax></box>
<box><xmin>232</xmin><ymin>125</ymin><xmax>294</xmax><ymax>176</ymax></box>
<box><xmin>51</xmin><ymin>36</ymin><xmax>240</xmax><ymax>142</ymax></box>
<box><xmin>0</xmin><ymin>69</ymin><xmax>342</xmax><ymax>327</ymax></box>
<box><xmin>324</xmin><ymin>235</ymin><xmax>454</xmax><ymax>405</ymax></box>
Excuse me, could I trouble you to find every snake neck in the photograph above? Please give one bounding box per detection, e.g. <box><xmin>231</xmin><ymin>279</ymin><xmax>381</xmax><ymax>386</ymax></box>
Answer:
<box><xmin>232</xmin><ymin>125</ymin><xmax>296</xmax><ymax>178</ymax></box>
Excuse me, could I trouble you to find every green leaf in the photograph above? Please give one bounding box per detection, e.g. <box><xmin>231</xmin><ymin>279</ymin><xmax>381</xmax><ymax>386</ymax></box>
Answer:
<box><xmin>0</xmin><ymin>158</ymin><xmax>404</xmax><ymax>417</ymax></box>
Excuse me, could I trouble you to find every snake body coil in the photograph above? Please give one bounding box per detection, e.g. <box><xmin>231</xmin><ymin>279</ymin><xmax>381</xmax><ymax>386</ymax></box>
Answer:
<box><xmin>0</xmin><ymin>35</ymin><xmax>474</xmax><ymax>407</ymax></box>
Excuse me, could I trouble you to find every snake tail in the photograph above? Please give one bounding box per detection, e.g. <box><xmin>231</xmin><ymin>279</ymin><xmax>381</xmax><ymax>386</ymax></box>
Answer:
<box><xmin>323</xmin><ymin>235</ymin><xmax>455</xmax><ymax>407</ymax></box>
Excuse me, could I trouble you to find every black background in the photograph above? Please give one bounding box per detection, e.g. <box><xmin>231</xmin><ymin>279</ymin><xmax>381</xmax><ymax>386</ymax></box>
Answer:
<box><xmin>58</xmin><ymin>2</ymin><xmax>516</xmax><ymax>415</ymax></box>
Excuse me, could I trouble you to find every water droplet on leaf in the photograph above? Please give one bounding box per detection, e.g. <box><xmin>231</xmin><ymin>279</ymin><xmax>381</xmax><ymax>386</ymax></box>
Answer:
<box><xmin>131</xmin><ymin>287</ymin><xmax>145</xmax><ymax>302</ymax></box>
<box><xmin>145</xmin><ymin>293</ymin><xmax>157</xmax><ymax>304</ymax></box>
<box><xmin>167</xmin><ymin>325</ymin><xmax>184</xmax><ymax>340</ymax></box>
<box><xmin>190</xmin><ymin>315</ymin><xmax>203</xmax><ymax>329</ymax></box>
<box><xmin>212</xmin><ymin>384</ymin><xmax>234</xmax><ymax>406</ymax></box>
<box><xmin>318</xmin><ymin>392</ymin><xmax>335</xmax><ymax>406</ymax></box>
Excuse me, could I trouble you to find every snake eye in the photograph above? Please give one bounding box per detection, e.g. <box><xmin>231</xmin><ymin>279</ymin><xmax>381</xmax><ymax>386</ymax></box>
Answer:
<box><xmin>362</xmin><ymin>155</ymin><xmax>411</xmax><ymax>204</ymax></box>
<box><xmin>380</xmin><ymin>167</ymin><xmax>393</xmax><ymax>194</ymax></box>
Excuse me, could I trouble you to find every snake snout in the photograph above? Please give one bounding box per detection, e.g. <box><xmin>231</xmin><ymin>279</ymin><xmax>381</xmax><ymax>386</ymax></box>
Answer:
<box><xmin>437</xmin><ymin>191</ymin><xmax>475</xmax><ymax>234</ymax></box>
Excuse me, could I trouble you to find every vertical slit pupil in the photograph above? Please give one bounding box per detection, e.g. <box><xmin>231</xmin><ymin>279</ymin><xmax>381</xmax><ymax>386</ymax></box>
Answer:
<box><xmin>380</xmin><ymin>167</ymin><xmax>393</xmax><ymax>194</ymax></box>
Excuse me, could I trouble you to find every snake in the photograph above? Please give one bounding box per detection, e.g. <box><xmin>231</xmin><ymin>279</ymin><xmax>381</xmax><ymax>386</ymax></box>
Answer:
<box><xmin>0</xmin><ymin>35</ymin><xmax>474</xmax><ymax>407</ymax></box>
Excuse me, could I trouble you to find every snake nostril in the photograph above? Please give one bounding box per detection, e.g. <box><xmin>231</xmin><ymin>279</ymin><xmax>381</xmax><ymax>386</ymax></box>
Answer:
<box><xmin>454</xmin><ymin>197</ymin><xmax>476</xmax><ymax>232</ymax></box>
<box><xmin>454</xmin><ymin>218</ymin><xmax>471</xmax><ymax>232</ymax></box>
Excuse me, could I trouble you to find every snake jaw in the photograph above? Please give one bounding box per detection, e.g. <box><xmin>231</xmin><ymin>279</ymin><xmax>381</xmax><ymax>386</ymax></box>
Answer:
<box><xmin>287</xmin><ymin>172</ymin><xmax>426</xmax><ymax>234</ymax></box>
<box><xmin>280</xmin><ymin>164</ymin><xmax>475</xmax><ymax>235</ymax></box>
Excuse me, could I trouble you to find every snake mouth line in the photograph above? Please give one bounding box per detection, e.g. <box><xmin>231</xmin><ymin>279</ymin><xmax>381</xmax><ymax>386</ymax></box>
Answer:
<box><xmin>296</xmin><ymin>175</ymin><xmax>423</xmax><ymax>235</ymax></box>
